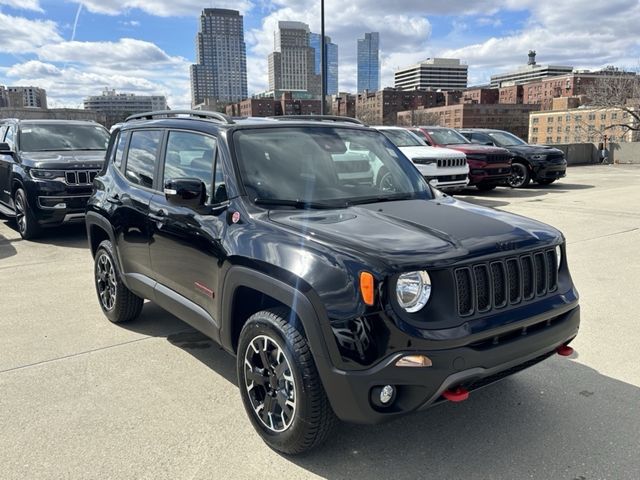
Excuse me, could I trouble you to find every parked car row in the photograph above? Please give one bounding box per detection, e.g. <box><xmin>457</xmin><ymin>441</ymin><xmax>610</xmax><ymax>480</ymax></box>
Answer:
<box><xmin>372</xmin><ymin>125</ymin><xmax>567</xmax><ymax>192</ymax></box>
<box><xmin>0</xmin><ymin>113</ymin><xmax>580</xmax><ymax>456</ymax></box>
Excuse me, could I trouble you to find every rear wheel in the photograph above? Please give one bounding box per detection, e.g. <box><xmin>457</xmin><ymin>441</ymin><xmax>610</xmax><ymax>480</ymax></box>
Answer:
<box><xmin>537</xmin><ymin>178</ymin><xmax>556</xmax><ymax>185</ymax></box>
<box><xmin>13</xmin><ymin>188</ymin><xmax>41</xmax><ymax>240</ymax></box>
<box><xmin>507</xmin><ymin>162</ymin><xmax>530</xmax><ymax>188</ymax></box>
<box><xmin>94</xmin><ymin>240</ymin><xmax>144</xmax><ymax>323</ymax></box>
<box><xmin>237</xmin><ymin>308</ymin><xmax>337</xmax><ymax>454</ymax></box>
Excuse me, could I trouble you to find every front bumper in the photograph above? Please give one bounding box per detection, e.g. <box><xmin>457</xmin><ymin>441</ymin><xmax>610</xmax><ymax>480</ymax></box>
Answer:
<box><xmin>319</xmin><ymin>305</ymin><xmax>580</xmax><ymax>424</ymax></box>
<box><xmin>425</xmin><ymin>174</ymin><xmax>469</xmax><ymax>191</ymax></box>
<box><xmin>468</xmin><ymin>163</ymin><xmax>513</xmax><ymax>186</ymax></box>
<box><xmin>25</xmin><ymin>180</ymin><xmax>92</xmax><ymax>226</ymax></box>
<box><xmin>532</xmin><ymin>163</ymin><xmax>567</xmax><ymax>181</ymax></box>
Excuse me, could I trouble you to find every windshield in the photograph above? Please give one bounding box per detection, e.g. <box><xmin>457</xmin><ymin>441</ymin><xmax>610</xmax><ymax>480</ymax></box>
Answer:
<box><xmin>379</xmin><ymin>128</ymin><xmax>425</xmax><ymax>147</ymax></box>
<box><xmin>19</xmin><ymin>123</ymin><xmax>110</xmax><ymax>151</ymax></box>
<box><xmin>425</xmin><ymin>128</ymin><xmax>470</xmax><ymax>145</ymax></box>
<box><xmin>233</xmin><ymin>126</ymin><xmax>432</xmax><ymax>207</ymax></box>
<box><xmin>488</xmin><ymin>131</ymin><xmax>527</xmax><ymax>146</ymax></box>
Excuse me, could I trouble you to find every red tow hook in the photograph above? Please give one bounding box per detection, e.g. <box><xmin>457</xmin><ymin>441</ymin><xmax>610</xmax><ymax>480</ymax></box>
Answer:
<box><xmin>556</xmin><ymin>344</ymin><xmax>575</xmax><ymax>356</ymax></box>
<box><xmin>442</xmin><ymin>387</ymin><xmax>469</xmax><ymax>402</ymax></box>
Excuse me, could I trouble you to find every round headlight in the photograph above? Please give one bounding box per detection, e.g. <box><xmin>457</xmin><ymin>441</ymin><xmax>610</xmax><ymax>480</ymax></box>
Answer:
<box><xmin>396</xmin><ymin>271</ymin><xmax>431</xmax><ymax>313</ymax></box>
<box><xmin>555</xmin><ymin>245</ymin><xmax>562</xmax><ymax>271</ymax></box>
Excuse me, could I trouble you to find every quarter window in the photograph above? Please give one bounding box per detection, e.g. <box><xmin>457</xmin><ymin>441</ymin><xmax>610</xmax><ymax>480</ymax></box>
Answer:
<box><xmin>163</xmin><ymin>131</ymin><xmax>217</xmax><ymax>203</ymax></box>
<box><xmin>125</xmin><ymin>130</ymin><xmax>162</xmax><ymax>189</ymax></box>
<box><xmin>112</xmin><ymin>132</ymin><xmax>128</xmax><ymax>169</ymax></box>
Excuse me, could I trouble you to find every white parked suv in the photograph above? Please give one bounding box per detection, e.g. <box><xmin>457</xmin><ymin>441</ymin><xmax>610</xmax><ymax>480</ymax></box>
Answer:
<box><xmin>375</xmin><ymin>126</ymin><xmax>469</xmax><ymax>191</ymax></box>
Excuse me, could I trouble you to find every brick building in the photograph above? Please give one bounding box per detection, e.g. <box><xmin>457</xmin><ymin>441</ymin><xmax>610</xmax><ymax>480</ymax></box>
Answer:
<box><xmin>331</xmin><ymin>92</ymin><xmax>356</xmax><ymax>118</ymax></box>
<box><xmin>499</xmin><ymin>85</ymin><xmax>524</xmax><ymax>104</ymax></box>
<box><xmin>398</xmin><ymin>103</ymin><xmax>540</xmax><ymax>139</ymax></box>
<box><xmin>462</xmin><ymin>87</ymin><xmax>499</xmax><ymax>105</ymax></box>
<box><xmin>356</xmin><ymin>88</ymin><xmax>444</xmax><ymax>125</ymax></box>
<box><xmin>225</xmin><ymin>92</ymin><xmax>321</xmax><ymax>117</ymax></box>
<box><xmin>528</xmin><ymin>102</ymin><xmax>639</xmax><ymax>145</ymax></box>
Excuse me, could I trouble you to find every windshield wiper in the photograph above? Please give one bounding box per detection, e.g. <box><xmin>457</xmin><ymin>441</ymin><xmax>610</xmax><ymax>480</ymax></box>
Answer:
<box><xmin>345</xmin><ymin>193</ymin><xmax>417</xmax><ymax>206</ymax></box>
<box><xmin>254</xmin><ymin>198</ymin><xmax>346</xmax><ymax>209</ymax></box>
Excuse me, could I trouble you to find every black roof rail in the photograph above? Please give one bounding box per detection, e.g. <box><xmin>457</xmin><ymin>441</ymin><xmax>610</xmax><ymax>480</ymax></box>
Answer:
<box><xmin>269</xmin><ymin>115</ymin><xmax>365</xmax><ymax>125</ymax></box>
<box><xmin>124</xmin><ymin>110</ymin><xmax>235</xmax><ymax>124</ymax></box>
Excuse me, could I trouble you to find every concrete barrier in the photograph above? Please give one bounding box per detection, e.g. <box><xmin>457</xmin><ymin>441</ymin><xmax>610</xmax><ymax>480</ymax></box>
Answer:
<box><xmin>609</xmin><ymin>142</ymin><xmax>640</xmax><ymax>164</ymax></box>
<box><xmin>551</xmin><ymin>143</ymin><xmax>599</xmax><ymax>165</ymax></box>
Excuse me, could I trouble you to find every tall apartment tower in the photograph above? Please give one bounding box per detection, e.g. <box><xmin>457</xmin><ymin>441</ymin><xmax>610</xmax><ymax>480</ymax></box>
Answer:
<box><xmin>309</xmin><ymin>33</ymin><xmax>339</xmax><ymax>95</ymax></box>
<box><xmin>268</xmin><ymin>21</ymin><xmax>321</xmax><ymax>96</ymax></box>
<box><xmin>394</xmin><ymin>58</ymin><xmax>468</xmax><ymax>91</ymax></box>
<box><xmin>357</xmin><ymin>32</ymin><xmax>380</xmax><ymax>92</ymax></box>
<box><xmin>190</xmin><ymin>8</ymin><xmax>248</xmax><ymax>107</ymax></box>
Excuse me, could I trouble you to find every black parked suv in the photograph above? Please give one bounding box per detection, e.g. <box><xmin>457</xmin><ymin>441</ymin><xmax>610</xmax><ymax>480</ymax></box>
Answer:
<box><xmin>0</xmin><ymin>119</ymin><xmax>110</xmax><ymax>238</ymax></box>
<box><xmin>458</xmin><ymin>128</ymin><xmax>567</xmax><ymax>188</ymax></box>
<box><xmin>86</xmin><ymin>111</ymin><xmax>580</xmax><ymax>454</ymax></box>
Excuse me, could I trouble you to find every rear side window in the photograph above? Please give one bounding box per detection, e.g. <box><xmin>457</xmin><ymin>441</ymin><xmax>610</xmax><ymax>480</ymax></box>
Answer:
<box><xmin>125</xmin><ymin>130</ymin><xmax>162</xmax><ymax>189</ymax></box>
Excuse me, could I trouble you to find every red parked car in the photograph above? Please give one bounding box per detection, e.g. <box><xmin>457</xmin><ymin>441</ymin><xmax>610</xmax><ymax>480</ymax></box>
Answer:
<box><xmin>409</xmin><ymin>126</ymin><xmax>513</xmax><ymax>191</ymax></box>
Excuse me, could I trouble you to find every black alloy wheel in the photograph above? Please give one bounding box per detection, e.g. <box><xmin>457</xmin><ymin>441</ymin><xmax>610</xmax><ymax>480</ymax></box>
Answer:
<box><xmin>96</xmin><ymin>252</ymin><xmax>117</xmax><ymax>311</ymax></box>
<box><xmin>243</xmin><ymin>334</ymin><xmax>297</xmax><ymax>432</ymax></box>
<box><xmin>508</xmin><ymin>162</ymin><xmax>531</xmax><ymax>188</ymax></box>
<box><xmin>93</xmin><ymin>240</ymin><xmax>144</xmax><ymax>323</ymax></box>
<box><xmin>13</xmin><ymin>188</ymin><xmax>40</xmax><ymax>239</ymax></box>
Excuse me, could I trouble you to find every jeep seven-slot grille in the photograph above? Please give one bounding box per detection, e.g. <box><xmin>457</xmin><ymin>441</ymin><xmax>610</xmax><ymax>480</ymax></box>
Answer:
<box><xmin>454</xmin><ymin>248</ymin><xmax>558</xmax><ymax>317</ymax></box>
<box><xmin>437</xmin><ymin>158</ymin><xmax>466</xmax><ymax>168</ymax></box>
<box><xmin>65</xmin><ymin>170</ymin><xmax>99</xmax><ymax>185</ymax></box>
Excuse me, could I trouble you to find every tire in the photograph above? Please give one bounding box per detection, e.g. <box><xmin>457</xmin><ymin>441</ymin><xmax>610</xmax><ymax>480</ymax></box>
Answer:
<box><xmin>376</xmin><ymin>167</ymin><xmax>396</xmax><ymax>191</ymax></box>
<box><xmin>476</xmin><ymin>183</ymin><xmax>497</xmax><ymax>192</ymax></box>
<box><xmin>237</xmin><ymin>308</ymin><xmax>337</xmax><ymax>455</ymax></box>
<box><xmin>507</xmin><ymin>162</ymin><xmax>530</xmax><ymax>188</ymax></box>
<box><xmin>13</xmin><ymin>188</ymin><xmax>41</xmax><ymax>240</ymax></box>
<box><xmin>537</xmin><ymin>178</ymin><xmax>556</xmax><ymax>185</ymax></box>
<box><xmin>94</xmin><ymin>239</ymin><xmax>144</xmax><ymax>323</ymax></box>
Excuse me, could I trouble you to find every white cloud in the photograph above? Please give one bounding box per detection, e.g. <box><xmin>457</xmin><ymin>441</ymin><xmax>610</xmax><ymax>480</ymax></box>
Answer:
<box><xmin>0</xmin><ymin>11</ymin><xmax>61</xmax><ymax>53</ymax></box>
<box><xmin>74</xmin><ymin>0</ymin><xmax>253</xmax><ymax>16</ymax></box>
<box><xmin>38</xmin><ymin>38</ymin><xmax>186</xmax><ymax>68</ymax></box>
<box><xmin>0</xmin><ymin>0</ymin><xmax>42</xmax><ymax>11</ymax></box>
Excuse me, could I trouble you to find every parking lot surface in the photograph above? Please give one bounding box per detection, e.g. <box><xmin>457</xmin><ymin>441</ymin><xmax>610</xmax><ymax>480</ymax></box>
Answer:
<box><xmin>1</xmin><ymin>164</ymin><xmax>639</xmax><ymax>480</ymax></box>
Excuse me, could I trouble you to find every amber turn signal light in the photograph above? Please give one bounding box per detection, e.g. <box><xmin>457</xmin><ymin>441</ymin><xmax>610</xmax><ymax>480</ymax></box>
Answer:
<box><xmin>359</xmin><ymin>271</ymin><xmax>375</xmax><ymax>306</ymax></box>
<box><xmin>395</xmin><ymin>355</ymin><xmax>433</xmax><ymax>368</ymax></box>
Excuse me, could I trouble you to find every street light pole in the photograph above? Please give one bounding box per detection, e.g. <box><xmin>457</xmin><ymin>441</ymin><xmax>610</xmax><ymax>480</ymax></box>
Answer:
<box><xmin>320</xmin><ymin>0</ymin><xmax>326</xmax><ymax>115</ymax></box>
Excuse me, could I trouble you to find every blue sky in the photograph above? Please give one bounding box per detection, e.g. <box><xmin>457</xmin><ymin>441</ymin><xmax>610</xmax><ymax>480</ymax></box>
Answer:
<box><xmin>0</xmin><ymin>0</ymin><xmax>638</xmax><ymax>108</ymax></box>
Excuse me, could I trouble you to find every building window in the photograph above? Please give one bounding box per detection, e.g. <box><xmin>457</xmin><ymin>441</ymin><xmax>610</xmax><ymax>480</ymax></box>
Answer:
<box><xmin>531</xmin><ymin>136</ymin><xmax>538</xmax><ymax>143</ymax></box>
<box><xmin>532</xmin><ymin>117</ymin><xmax>539</xmax><ymax>124</ymax></box>
<box><xmin>548</xmin><ymin>117</ymin><xmax>553</xmax><ymax>123</ymax></box>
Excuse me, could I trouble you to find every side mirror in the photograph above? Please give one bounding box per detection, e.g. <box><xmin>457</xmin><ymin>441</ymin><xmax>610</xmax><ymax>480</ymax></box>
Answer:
<box><xmin>164</xmin><ymin>178</ymin><xmax>206</xmax><ymax>209</ymax></box>
<box><xmin>0</xmin><ymin>142</ymin><xmax>13</xmax><ymax>153</ymax></box>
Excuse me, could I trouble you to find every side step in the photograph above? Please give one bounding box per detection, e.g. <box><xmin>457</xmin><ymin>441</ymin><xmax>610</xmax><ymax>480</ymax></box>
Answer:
<box><xmin>0</xmin><ymin>202</ymin><xmax>16</xmax><ymax>217</ymax></box>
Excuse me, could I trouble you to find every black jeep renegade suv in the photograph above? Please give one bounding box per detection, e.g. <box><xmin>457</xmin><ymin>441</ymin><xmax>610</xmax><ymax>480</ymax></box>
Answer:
<box><xmin>86</xmin><ymin>111</ymin><xmax>580</xmax><ymax>454</ymax></box>
<box><xmin>0</xmin><ymin>119</ymin><xmax>110</xmax><ymax>239</ymax></box>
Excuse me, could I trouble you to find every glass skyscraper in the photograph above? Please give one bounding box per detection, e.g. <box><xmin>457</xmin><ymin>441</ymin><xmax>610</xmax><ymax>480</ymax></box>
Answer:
<box><xmin>190</xmin><ymin>8</ymin><xmax>248</xmax><ymax>106</ymax></box>
<box><xmin>309</xmin><ymin>33</ymin><xmax>339</xmax><ymax>95</ymax></box>
<box><xmin>357</xmin><ymin>32</ymin><xmax>380</xmax><ymax>92</ymax></box>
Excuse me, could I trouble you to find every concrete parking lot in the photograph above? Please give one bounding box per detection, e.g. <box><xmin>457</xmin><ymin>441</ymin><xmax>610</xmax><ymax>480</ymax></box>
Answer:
<box><xmin>1</xmin><ymin>164</ymin><xmax>639</xmax><ymax>480</ymax></box>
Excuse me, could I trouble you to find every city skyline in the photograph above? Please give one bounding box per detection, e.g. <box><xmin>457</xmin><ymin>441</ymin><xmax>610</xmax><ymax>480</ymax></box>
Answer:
<box><xmin>0</xmin><ymin>1</ymin><xmax>638</xmax><ymax>109</ymax></box>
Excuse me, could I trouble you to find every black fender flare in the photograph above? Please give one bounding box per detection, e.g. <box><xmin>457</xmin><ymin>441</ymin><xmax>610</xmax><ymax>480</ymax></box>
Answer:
<box><xmin>85</xmin><ymin>211</ymin><xmax>125</xmax><ymax>278</ymax></box>
<box><xmin>219</xmin><ymin>265</ymin><xmax>343</xmax><ymax>383</ymax></box>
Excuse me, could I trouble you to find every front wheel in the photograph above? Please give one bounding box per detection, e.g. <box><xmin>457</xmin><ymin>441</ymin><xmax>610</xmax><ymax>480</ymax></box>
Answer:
<box><xmin>237</xmin><ymin>308</ymin><xmax>337</xmax><ymax>454</ymax></box>
<box><xmin>507</xmin><ymin>162</ymin><xmax>531</xmax><ymax>188</ymax></box>
<box><xmin>13</xmin><ymin>188</ymin><xmax>41</xmax><ymax>240</ymax></box>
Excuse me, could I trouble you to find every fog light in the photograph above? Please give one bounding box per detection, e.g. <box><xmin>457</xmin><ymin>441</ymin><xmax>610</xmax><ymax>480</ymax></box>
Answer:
<box><xmin>380</xmin><ymin>385</ymin><xmax>395</xmax><ymax>405</ymax></box>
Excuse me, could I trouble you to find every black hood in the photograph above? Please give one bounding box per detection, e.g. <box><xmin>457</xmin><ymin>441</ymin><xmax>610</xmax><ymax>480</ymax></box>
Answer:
<box><xmin>20</xmin><ymin>150</ymin><xmax>106</xmax><ymax>170</ymax></box>
<box><xmin>503</xmin><ymin>144</ymin><xmax>564</xmax><ymax>157</ymax></box>
<box><xmin>268</xmin><ymin>197</ymin><xmax>562</xmax><ymax>269</ymax></box>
